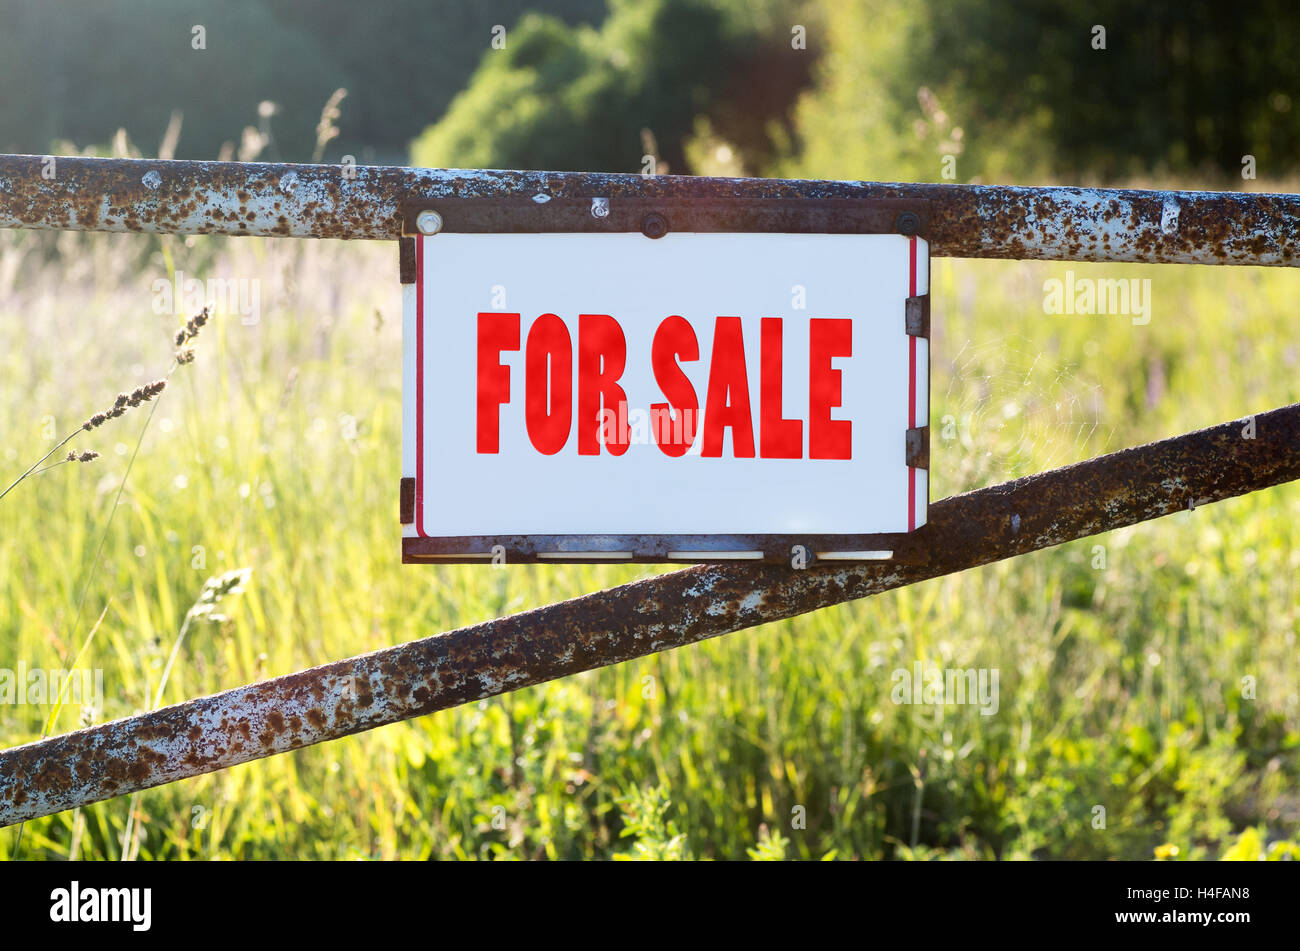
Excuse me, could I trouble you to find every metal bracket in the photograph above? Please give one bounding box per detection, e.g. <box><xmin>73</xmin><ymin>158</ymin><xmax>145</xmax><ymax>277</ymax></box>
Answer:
<box><xmin>399</xmin><ymin>237</ymin><xmax>416</xmax><ymax>285</ymax></box>
<box><xmin>905</xmin><ymin>296</ymin><xmax>930</xmax><ymax>337</ymax></box>
<box><xmin>906</xmin><ymin>427</ymin><xmax>930</xmax><ymax>469</ymax></box>
<box><xmin>400</xmin><ymin>478</ymin><xmax>415</xmax><ymax>525</ymax></box>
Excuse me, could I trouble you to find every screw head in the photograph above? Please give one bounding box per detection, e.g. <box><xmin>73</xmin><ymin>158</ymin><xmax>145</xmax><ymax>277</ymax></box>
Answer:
<box><xmin>895</xmin><ymin>211</ymin><xmax>921</xmax><ymax>236</ymax></box>
<box><xmin>641</xmin><ymin>213</ymin><xmax>668</xmax><ymax>239</ymax></box>
<box><xmin>415</xmin><ymin>210</ymin><xmax>444</xmax><ymax>235</ymax></box>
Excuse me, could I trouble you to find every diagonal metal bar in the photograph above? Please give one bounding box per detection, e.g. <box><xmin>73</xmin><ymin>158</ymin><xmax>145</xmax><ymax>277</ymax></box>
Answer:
<box><xmin>2</xmin><ymin>403</ymin><xmax>1297</xmax><ymax>827</ymax></box>
<box><xmin>1</xmin><ymin>153</ymin><xmax>1298</xmax><ymax>265</ymax></box>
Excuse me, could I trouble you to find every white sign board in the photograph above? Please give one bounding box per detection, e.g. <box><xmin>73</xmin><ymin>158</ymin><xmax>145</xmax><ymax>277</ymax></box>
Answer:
<box><xmin>402</xmin><ymin>228</ymin><xmax>928</xmax><ymax>563</ymax></box>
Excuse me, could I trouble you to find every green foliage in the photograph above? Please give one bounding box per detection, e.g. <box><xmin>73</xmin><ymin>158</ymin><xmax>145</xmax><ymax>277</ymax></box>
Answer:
<box><xmin>6</xmin><ymin>0</ymin><xmax>1300</xmax><ymax>183</ymax></box>
<box><xmin>918</xmin><ymin>0</ymin><xmax>1300</xmax><ymax>182</ymax></box>
<box><xmin>264</xmin><ymin>0</ymin><xmax>606</xmax><ymax>163</ymax></box>
<box><xmin>779</xmin><ymin>0</ymin><xmax>1300</xmax><ymax>185</ymax></box>
<box><xmin>1219</xmin><ymin>826</ymin><xmax>1300</xmax><ymax>861</ymax></box>
<box><xmin>411</xmin><ymin>0</ymin><xmax>810</xmax><ymax>173</ymax></box>
<box><xmin>614</xmin><ymin>785</ymin><xmax>690</xmax><ymax>860</ymax></box>
<box><xmin>746</xmin><ymin>824</ymin><xmax>789</xmax><ymax>860</ymax></box>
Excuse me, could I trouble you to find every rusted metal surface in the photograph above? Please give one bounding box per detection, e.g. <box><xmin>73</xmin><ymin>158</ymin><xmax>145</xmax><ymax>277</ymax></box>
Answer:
<box><xmin>1</xmin><ymin>154</ymin><xmax>1298</xmax><ymax>265</ymax></box>
<box><xmin>3</xmin><ymin>402</ymin><xmax>1296</xmax><ymax>827</ymax></box>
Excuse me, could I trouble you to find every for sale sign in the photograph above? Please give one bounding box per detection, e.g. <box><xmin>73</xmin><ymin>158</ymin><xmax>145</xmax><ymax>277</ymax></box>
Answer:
<box><xmin>402</xmin><ymin>218</ymin><xmax>929</xmax><ymax>564</ymax></box>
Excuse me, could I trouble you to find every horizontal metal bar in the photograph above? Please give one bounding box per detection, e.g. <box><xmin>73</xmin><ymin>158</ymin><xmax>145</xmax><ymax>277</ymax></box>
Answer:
<box><xmin>1</xmin><ymin>154</ymin><xmax>1298</xmax><ymax>265</ymax></box>
<box><xmin>3</xmin><ymin>402</ymin><xmax>1296</xmax><ymax>826</ymax></box>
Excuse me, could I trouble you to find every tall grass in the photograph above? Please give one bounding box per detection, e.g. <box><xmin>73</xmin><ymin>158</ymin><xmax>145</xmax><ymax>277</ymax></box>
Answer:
<box><xmin>0</xmin><ymin>215</ymin><xmax>1296</xmax><ymax>860</ymax></box>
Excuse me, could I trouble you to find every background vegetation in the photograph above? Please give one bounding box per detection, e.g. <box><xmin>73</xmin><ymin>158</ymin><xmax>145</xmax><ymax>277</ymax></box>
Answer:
<box><xmin>0</xmin><ymin>0</ymin><xmax>1297</xmax><ymax>860</ymax></box>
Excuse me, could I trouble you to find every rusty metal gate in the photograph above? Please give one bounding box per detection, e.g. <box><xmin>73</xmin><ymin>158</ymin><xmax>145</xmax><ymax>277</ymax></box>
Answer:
<box><xmin>0</xmin><ymin>154</ymin><xmax>1297</xmax><ymax>826</ymax></box>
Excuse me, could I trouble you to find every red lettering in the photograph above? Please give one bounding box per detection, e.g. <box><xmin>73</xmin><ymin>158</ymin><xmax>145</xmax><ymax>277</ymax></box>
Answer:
<box><xmin>524</xmin><ymin>314</ymin><xmax>572</xmax><ymax>455</ymax></box>
<box><xmin>809</xmin><ymin>318</ymin><xmax>852</xmax><ymax>459</ymax></box>
<box><xmin>702</xmin><ymin>316</ymin><xmax>755</xmax><ymax>458</ymax></box>
<box><xmin>476</xmin><ymin>312</ymin><xmax>519</xmax><ymax>454</ymax></box>
<box><xmin>650</xmin><ymin>315</ymin><xmax>699</xmax><ymax>457</ymax></box>
<box><xmin>760</xmin><ymin>317</ymin><xmax>802</xmax><ymax>458</ymax></box>
<box><xmin>577</xmin><ymin>313</ymin><xmax>629</xmax><ymax>455</ymax></box>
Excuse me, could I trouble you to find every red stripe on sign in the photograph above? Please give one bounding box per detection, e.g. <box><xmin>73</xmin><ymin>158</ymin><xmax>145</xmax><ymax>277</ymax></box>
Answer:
<box><xmin>415</xmin><ymin>234</ymin><xmax>426</xmax><ymax>537</ymax></box>
<box><xmin>908</xmin><ymin>236</ymin><xmax>917</xmax><ymax>532</ymax></box>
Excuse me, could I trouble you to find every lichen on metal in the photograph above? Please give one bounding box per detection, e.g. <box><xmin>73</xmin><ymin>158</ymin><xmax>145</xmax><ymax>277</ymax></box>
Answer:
<box><xmin>2</xmin><ymin>402</ymin><xmax>1297</xmax><ymax>827</ymax></box>
<box><xmin>0</xmin><ymin>154</ymin><xmax>1297</xmax><ymax>265</ymax></box>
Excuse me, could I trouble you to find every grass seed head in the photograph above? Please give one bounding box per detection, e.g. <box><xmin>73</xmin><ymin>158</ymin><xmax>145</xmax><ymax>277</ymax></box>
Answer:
<box><xmin>82</xmin><ymin>380</ymin><xmax>166</xmax><ymax>430</ymax></box>
<box><xmin>175</xmin><ymin>305</ymin><xmax>212</xmax><ymax>354</ymax></box>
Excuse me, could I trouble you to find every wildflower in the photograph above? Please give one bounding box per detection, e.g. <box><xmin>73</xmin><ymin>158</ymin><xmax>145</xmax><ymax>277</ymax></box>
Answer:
<box><xmin>65</xmin><ymin>450</ymin><xmax>99</xmax><ymax>463</ymax></box>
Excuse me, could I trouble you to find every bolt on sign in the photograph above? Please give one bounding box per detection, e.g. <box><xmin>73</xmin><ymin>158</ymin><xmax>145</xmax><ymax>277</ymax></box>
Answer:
<box><xmin>399</xmin><ymin>198</ymin><xmax>931</xmax><ymax>564</ymax></box>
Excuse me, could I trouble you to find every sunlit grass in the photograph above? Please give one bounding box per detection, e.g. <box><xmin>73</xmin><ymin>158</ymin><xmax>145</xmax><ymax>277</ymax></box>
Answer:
<box><xmin>0</xmin><ymin>220</ymin><xmax>1296</xmax><ymax>860</ymax></box>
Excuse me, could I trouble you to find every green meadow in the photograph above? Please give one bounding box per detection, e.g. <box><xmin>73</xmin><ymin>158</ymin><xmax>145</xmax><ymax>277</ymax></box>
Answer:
<box><xmin>1</xmin><ymin>212</ymin><xmax>1295</xmax><ymax>860</ymax></box>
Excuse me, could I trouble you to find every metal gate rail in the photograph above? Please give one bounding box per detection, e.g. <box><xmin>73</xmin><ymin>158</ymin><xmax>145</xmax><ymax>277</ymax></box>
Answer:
<box><xmin>1</xmin><ymin>154</ymin><xmax>1298</xmax><ymax>265</ymax></box>
<box><xmin>2</xmin><ymin>402</ymin><xmax>1296</xmax><ymax>826</ymax></box>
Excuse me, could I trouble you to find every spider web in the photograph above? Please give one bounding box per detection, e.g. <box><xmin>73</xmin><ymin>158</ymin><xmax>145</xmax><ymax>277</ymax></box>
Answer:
<box><xmin>931</xmin><ymin>332</ymin><xmax>1114</xmax><ymax>497</ymax></box>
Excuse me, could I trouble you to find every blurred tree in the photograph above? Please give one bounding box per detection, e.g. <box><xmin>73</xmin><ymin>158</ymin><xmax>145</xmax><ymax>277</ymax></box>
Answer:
<box><xmin>927</xmin><ymin>0</ymin><xmax>1300</xmax><ymax>182</ymax></box>
<box><xmin>4</xmin><ymin>0</ymin><xmax>1292</xmax><ymax>181</ymax></box>
<box><xmin>780</xmin><ymin>0</ymin><xmax>1300</xmax><ymax>185</ymax></box>
<box><xmin>264</xmin><ymin>0</ymin><xmax>606</xmax><ymax>163</ymax></box>
<box><xmin>410</xmin><ymin>0</ymin><xmax>813</xmax><ymax>173</ymax></box>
